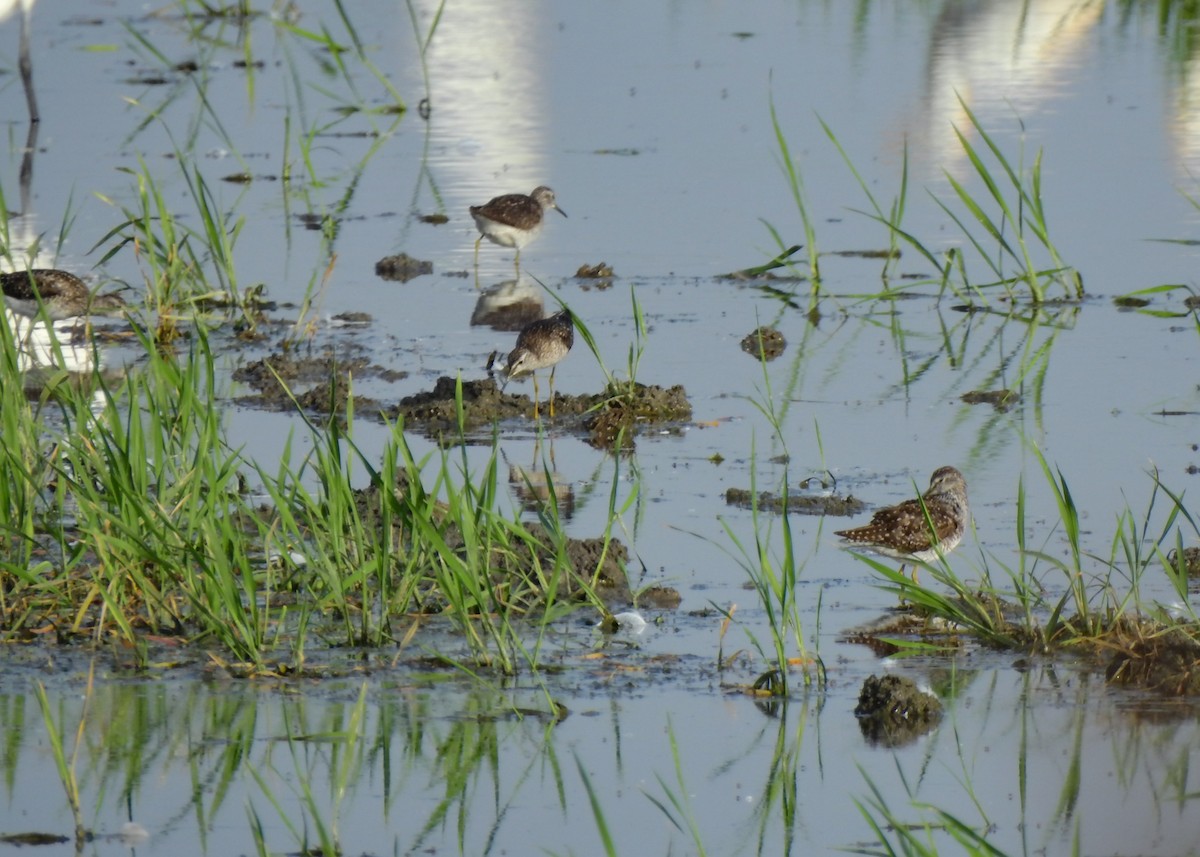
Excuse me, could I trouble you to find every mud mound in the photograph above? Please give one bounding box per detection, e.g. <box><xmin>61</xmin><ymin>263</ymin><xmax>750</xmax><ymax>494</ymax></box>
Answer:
<box><xmin>854</xmin><ymin>674</ymin><xmax>943</xmax><ymax>747</ymax></box>
<box><xmin>1106</xmin><ymin>623</ymin><xmax>1200</xmax><ymax>696</ymax></box>
<box><xmin>389</xmin><ymin>376</ymin><xmax>692</xmax><ymax>448</ymax></box>
<box><xmin>234</xmin><ymin>352</ymin><xmax>398</xmax><ymax>414</ymax></box>
<box><xmin>740</xmin><ymin>326</ymin><xmax>786</xmax><ymax>360</ymax></box>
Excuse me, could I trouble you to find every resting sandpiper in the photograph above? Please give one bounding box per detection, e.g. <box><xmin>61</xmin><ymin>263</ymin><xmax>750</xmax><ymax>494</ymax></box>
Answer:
<box><xmin>500</xmin><ymin>308</ymin><xmax>574</xmax><ymax>419</ymax></box>
<box><xmin>470</xmin><ymin>186</ymin><xmax>566</xmax><ymax>272</ymax></box>
<box><xmin>835</xmin><ymin>466</ymin><xmax>969</xmax><ymax>583</ymax></box>
<box><xmin>1</xmin><ymin>269</ymin><xmax>126</xmax><ymax>321</ymax></box>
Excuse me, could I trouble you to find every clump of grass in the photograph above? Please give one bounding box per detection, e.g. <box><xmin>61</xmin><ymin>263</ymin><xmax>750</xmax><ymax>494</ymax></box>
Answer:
<box><xmin>766</xmin><ymin>84</ymin><xmax>821</xmax><ymax>287</ymax></box>
<box><xmin>849</xmin><ymin>449</ymin><xmax>1200</xmax><ymax>683</ymax></box>
<box><xmin>935</xmin><ymin>96</ymin><xmax>1081</xmax><ymax>303</ymax></box>
<box><xmin>819</xmin><ymin>96</ymin><xmax>1082</xmax><ymax>303</ymax></box>
<box><xmin>1</xmin><ymin>315</ymin><xmax>610</xmax><ymax>678</ymax></box>
<box><xmin>0</xmin><ymin>317</ymin><xmax>43</xmax><ymax>575</ymax></box>
<box><xmin>254</xmin><ymin>374</ymin><xmax>616</xmax><ymax>676</ymax></box>
<box><xmin>94</xmin><ymin>154</ymin><xmax>261</xmax><ymax>341</ymax></box>
<box><xmin>700</xmin><ymin>346</ymin><xmax>825</xmax><ymax>695</ymax></box>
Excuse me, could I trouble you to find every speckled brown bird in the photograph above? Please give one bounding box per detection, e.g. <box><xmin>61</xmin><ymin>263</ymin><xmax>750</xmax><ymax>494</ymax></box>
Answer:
<box><xmin>1</xmin><ymin>269</ymin><xmax>125</xmax><ymax>321</ymax></box>
<box><xmin>835</xmin><ymin>466</ymin><xmax>969</xmax><ymax>583</ymax></box>
<box><xmin>470</xmin><ymin>186</ymin><xmax>566</xmax><ymax>272</ymax></box>
<box><xmin>501</xmin><ymin>308</ymin><xmax>574</xmax><ymax>419</ymax></box>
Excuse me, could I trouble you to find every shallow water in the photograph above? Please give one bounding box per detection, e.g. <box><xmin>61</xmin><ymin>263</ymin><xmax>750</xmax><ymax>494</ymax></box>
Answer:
<box><xmin>4</xmin><ymin>1</ymin><xmax>1200</xmax><ymax>854</ymax></box>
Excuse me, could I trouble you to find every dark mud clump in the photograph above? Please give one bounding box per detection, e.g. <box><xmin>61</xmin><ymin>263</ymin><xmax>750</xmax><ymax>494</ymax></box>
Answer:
<box><xmin>375</xmin><ymin>253</ymin><xmax>433</xmax><ymax>282</ymax></box>
<box><xmin>740</xmin><ymin>326</ymin><xmax>786</xmax><ymax>361</ymax></box>
<box><xmin>961</xmin><ymin>389</ymin><xmax>1020</xmax><ymax>412</ymax></box>
<box><xmin>584</xmin><ymin>382</ymin><xmax>692</xmax><ymax>449</ymax></box>
<box><xmin>639</xmin><ymin>585</ymin><xmax>683</xmax><ymax>609</ymax></box>
<box><xmin>394</xmin><ymin>376</ymin><xmax>525</xmax><ymax>431</ymax></box>
<box><xmin>724</xmin><ymin>487</ymin><xmax>865</xmax><ymax>516</ymax></box>
<box><xmin>1106</xmin><ymin>622</ymin><xmax>1200</xmax><ymax>696</ymax></box>
<box><xmin>390</xmin><ymin>376</ymin><xmax>693</xmax><ymax>449</ymax></box>
<box><xmin>1113</xmin><ymin>294</ymin><xmax>1151</xmax><ymax>309</ymax></box>
<box><xmin>234</xmin><ymin>352</ymin><xmax>397</xmax><ymax>415</ymax></box>
<box><xmin>854</xmin><ymin>673</ymin><xmax>943</xmax><ymax>747</ymax></box>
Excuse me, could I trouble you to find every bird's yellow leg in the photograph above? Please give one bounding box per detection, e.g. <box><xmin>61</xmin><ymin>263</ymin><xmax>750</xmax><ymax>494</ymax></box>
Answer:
<box><xmin>531</xmin><ymin>373</ymin><xmax>541</xmax><ymax>420</ymax></box>
<box><xmin>548</xmin><ymin>366</ymin><xmax>557</xmax><ymax>418</ymax></box>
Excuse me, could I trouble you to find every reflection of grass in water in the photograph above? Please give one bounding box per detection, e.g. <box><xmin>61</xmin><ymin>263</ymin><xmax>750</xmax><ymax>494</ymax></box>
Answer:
<box><xmin>642</xmin><ymin>719</ymin><xmax>710</xmax><ymax>855</ymax></box>
<box><xmin>105</xmin><ymin>0</ymin><xmax>412</xmax><ymax>346</ymax></box>
<box><xmin>34</xmin><ymin>665</ymin><xmax>92</xmax><ymax>845</ymax></box>
<box><xmin>11</xmin><ymin>654</ymin><xmax>1197</xmax><ymax>856</ymax></box>
<box><xmin>123</xmin><ymin>1</ymin><xmax>406</xmax><ymax>152</ymax></box>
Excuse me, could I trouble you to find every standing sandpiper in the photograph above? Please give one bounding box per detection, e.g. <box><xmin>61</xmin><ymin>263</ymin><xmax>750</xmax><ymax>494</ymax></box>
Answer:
<box><xmin>835</xmin><ymin>466</ymin><xmax>969</xmax><ymax>583</ymax></box>
<box><xmin>500</xmin><ymin>308</ymin><xmax>574</xmax><ymax>419</ymax></box>
<box><xmin>1</xmin><ymin>269</ymin><xmax>126</xmax><ymax>321</ymax></box>
<box><xmin>470</xmin><ymin>186</ymin><xmax>566</xmax><ymax>273</ymax></box>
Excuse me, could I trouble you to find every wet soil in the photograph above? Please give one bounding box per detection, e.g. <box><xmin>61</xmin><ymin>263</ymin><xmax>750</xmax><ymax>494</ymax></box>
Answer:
<box><xmin>233</xmin><ymin>345</ymin><xmax>693</xmax><ymax>450</ymax></box>
<box><xmin>575</xmin><ymin>262</ymin><xmax>614</xmax><ymax>278</ymax></box>
<box><xmin>233</xmin><ymin>351</ymin><xmax>404</xmax><ymax>414</ymax></box>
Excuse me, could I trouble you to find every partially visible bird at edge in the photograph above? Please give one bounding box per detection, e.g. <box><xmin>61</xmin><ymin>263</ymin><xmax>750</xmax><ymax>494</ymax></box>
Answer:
<box><xmin>1</xmin><ymin>269</ymin><xmax>126</xmax><ymax>321</ymax></box>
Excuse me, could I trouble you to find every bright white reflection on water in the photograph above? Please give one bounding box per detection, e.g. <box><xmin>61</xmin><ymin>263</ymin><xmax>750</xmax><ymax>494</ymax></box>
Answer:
<box><xmin>4</xmin><ymin>0</ymin><xmax>1200</xmax><ymax>854</ymax></box>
